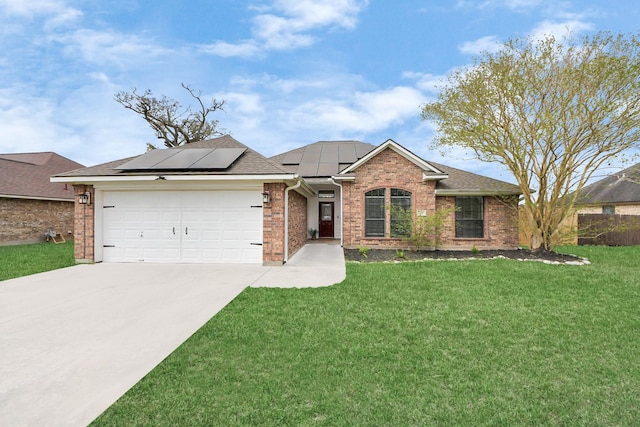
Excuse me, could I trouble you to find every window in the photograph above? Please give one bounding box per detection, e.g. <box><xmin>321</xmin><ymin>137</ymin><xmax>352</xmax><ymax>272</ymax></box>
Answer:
<box><xmin>456</xmin><ymin>196</ymin><xmax>484</xmax><ymax>238</ymax></box>
<box><xmin>365</xmin><ymin>189</ymin><xmax>385</xmax><ymax>237</ymax></box>
<box><xmin>318</xmin><ymin>190</ymin><xmax>335</xmax><ymax>199</ymax></box>
<box><xmin>390</xmin><ymin>189</ymin><xmax>412</xmax><ymax>237</ymax></box>
<box><xmin>602</xmin><ymin>205</ymin><xmax>616</xmax><ymax>215</ymax></box>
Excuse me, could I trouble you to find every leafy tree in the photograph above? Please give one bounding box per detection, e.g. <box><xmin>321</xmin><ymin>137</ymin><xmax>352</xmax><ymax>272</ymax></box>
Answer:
<box><xmin>115</xmin><ymin>83</ymin><xmax>225</xmax><ymax>149</ymax></box>
<box><xmin>390</xmin><ymin>205</ymin><xmax>455</xmax><ymax>249</ymax></box>
<box><xmin>422</xmin><ymin>32</ymin><xmax>640</xmax><ymax>251</ymax></box>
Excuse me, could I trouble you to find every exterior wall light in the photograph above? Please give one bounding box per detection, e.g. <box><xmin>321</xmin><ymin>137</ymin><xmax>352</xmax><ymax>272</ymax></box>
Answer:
<box><xmin>262</xmin><ymin>191</ymin><xmax>270</xmax><ymax>204</ymax></box>
<box><xmin>78</xmin><ymin>193</ymin><xmax>91</xmax><ymax>205</ymax></box>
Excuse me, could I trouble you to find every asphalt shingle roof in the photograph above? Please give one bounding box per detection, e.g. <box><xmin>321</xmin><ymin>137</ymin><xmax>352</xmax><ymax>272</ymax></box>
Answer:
<box><xmin>54</xmin><ymin>136</ymin><xmax>521</xmax><ymax>195</ymax></box>
<box><xmin>54</xmin><ymin>135</ymin><xmax>289</xmax><ymax>178</ymax></box>
<box><xmin>430</xmin><ymin>162</ymin><xmax>521</xmax><ymax>195</ymax></box>
<box><xmin>576</xmin><ymin>162</ymin><xmax>640</xmax><ymax>204</ymax></box>
<box><xmin>0</xmin><ymin>152</ymin><xmax>84</xmax><ymax>200</ymax></box>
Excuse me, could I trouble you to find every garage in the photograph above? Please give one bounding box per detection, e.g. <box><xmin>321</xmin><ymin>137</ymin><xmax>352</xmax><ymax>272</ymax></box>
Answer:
<box><xmin>101</xmin><ymin>190</ymin><xmax>263</xmax><ymax>263</ymax></box>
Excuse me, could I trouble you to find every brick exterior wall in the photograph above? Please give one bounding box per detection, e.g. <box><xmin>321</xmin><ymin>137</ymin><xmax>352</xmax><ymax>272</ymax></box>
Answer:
<box><xmin>73</xmin><ymin>185</ymin><xmax>95</xmax><ymax>262</ymax></box>
<box><xmin>341</xmin><ymin>147</ymin><xmax>519</xmax><ymax>250</ymax></box>
<box><xmin>262</xmin><ymin>182</ymin><xmax>308</xmax><ymax>265</ymax></box>
<box><xmin>342</xmin><ymin>148</ymin><xmax>437</xmax><ymax>249</ymax></box>
<box><xmin>436</xmin><ymin>195</ymin><xmax>519</xmax><ymax>249</ymax></box>
<box><xmin>0</xmin><ymin>197</ymin><xmax>75</xmax><ymax>245</ymax></box>
<box><xmin>288</xmin><ymin>189</ymin><xmax>307</xmax><ymax>259</ymax></box>
<box><xmin>262</xmin><ymin>183</ymin><xmax>286</xmax><ymax>265</ymax></box>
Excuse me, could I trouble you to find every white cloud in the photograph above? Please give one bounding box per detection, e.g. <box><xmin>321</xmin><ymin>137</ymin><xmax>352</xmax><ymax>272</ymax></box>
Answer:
<box><xmin>456</xmin><ymin>0</ymin><xmax>544</xmax><ymax>10</ymax></box>
<box><xmin>530</xmin><ymin>19</ymin><xmax>594</xmax><ymax>41</ymax></box>
<box><xmin>49</xmin><ymin>29</ymin><xmax>174</xmax><ymax>66</ymax></box>
<box><xmin>203</xmin><ymin>0</ymin><xmax>369</xmax><ymax>57</ymax></box>
<box><xmin>199</xmin><ymin>41</ymin><xmax>260</xmax><ymax>58</ymax></box>
<box><xmin>288</xmin><ymin>86</ymin><xmax>425</xmax><ymax>134</ymax></box>
<box><xmin>0</xmin><ymin>0</ymin><xmax>82</xmax><ymax>30</ymax></box>
<box><xmin>458</xmin><ymin>35</ymin><xmax>502</xmax><ymax>55</ymax></box>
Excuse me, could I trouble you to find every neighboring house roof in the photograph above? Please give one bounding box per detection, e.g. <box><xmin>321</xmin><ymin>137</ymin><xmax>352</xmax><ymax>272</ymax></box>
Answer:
<box><xmin>269</xmin><ymin>140</ymin><xmax>376</xmax><ymax>177</ymax></box>
<box><xmin>575</xmin><ymin>162</ymin><xmax>640</xmax><ymax>205</ymax></box>
<box><xmin>0</xmin><ymin>152</ymin><xmax>83</xmax><ymax>201</ymax></box>
<box><xmin>53</xmin><ymin>135</ymin><xmax>290</xmax><ymax>179</ymax></box>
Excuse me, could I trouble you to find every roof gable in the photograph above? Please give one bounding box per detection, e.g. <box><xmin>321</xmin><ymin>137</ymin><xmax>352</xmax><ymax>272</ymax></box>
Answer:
<box><xmin>0</xmin><ymin>152</ymin><xmax>84</xmax><ymax>200</ymax></box>
<box><xmin>339</xmin><ymin>139</ymin><xmax>447</xmax><ymax>178</ymax></box>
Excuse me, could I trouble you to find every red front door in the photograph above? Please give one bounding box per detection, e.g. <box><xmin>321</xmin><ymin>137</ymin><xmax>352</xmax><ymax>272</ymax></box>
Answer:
<box><xmin>319</xmin><ymin>202</ymin><xmax>334</xmax><ymax>238</ymax></box>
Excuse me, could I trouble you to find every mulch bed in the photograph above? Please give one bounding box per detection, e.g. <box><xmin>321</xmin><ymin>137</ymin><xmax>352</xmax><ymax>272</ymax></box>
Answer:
<box><xmin>343</xmin><ymin>248</ymin><xmax>589</xmax><ymax>265</ymax></box>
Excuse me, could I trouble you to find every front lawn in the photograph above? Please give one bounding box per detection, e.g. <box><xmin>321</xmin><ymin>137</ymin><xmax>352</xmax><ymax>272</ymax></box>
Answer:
<box><xmin>93</xmin><ymin>246</ymin><xmax>640</xmax><ymax>426</ymax></box>
<box><xmin>0</xmin><ymin>241</ymin><xmax>75</xmax><ymax>281</ymax></box>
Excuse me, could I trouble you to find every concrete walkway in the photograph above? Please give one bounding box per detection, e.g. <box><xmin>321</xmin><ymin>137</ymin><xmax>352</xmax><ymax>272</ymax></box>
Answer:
<box><xmin>0</xmin><ymin>243</ymin><xmax>345</xmax><ymax>426</ymax></box>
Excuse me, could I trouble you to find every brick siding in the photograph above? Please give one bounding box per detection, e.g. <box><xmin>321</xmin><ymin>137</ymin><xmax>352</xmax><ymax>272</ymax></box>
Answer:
<box><xmin>0</xmin><ymin>197</ymin><xmax>75</xmax><ymax>245</ymax></box>
<box><xmin>262</xmin><ymin>183</ymin><xmax>286</xmax><ymax>265</ymax></box>
<box><xmin>342</xmin><ymin>147</ymin><xmax>519</xmax><ymax>250</ymax></box>
<box><xmin>436</xmin><ymin>195</ymin><xmax>519</xmax><ymax>249</ymax></box>
<box><xmin>288</xmin><ymin>189</ymin><xmax>307</xmax><ymax>259</ymax></box>
<box><xmin>262</xmin><ymin>182</ymin><xmax>308</xmax><ymax>265</ymax></box>
<box><xmin>342</xmin><ymin>148</ymin><xmax>437</xmax><ymax>249</ymax></box>
<box><xmin>72</xmin><ymin>185</ymin><xmax>95</xmax><ymax>262</ymax></box>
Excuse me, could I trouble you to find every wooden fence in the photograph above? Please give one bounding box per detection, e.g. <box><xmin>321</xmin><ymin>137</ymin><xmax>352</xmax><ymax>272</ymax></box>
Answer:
<box><xmin>578</xmin><ymin>214</ymin><xmax>640</xmax><ymax>246</ymax></box>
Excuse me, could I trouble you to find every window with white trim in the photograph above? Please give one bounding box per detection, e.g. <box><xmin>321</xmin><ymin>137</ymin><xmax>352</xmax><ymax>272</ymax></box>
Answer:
<box><xmin>365</xmin><ymin>189</ymin><xmax>385</xmax><ymax>237</ymax></box>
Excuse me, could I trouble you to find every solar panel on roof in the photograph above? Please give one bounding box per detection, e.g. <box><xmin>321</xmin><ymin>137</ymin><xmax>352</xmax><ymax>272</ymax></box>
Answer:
<box><xmin>338</xmin><ymin>144</ymin><xmax>358</xmax><ymax>163</ymax></box>
<box><xmin>297</xmin><ymin>162</ymin><xmax>319</xmax><ymax>177</ymax></box>
<box><xmin>355</xmin><ymin>143</ymin><xmax>374</xmax><ymax>158</ymax></box>
<box><xmin>190</xmin><ymin>148</ymin><xmax>246</xmax><ymax>169</ymax></box>
<box><xmin>282</xmin><ymin>151</ymin><xmax>304</xmax><ymax>165</ymax></box>
<box><xmin>317</xmin><ymin>163</ymin><xmax>339</xmax><ymax>176</ymax></box>
<box><xmin>115</xmin><ymin>149</ymin><xmax>180</xmax><ymax>170</ymax></box>
<box><xmin>300</xmin><ymin>145</ymin><xmax>321</xmax><ymax>163</ymax></box>
<box><xmin>115</xmin><ymin>147</ymin><xmax>246</xmax><ymax>171</ymax></box>
<box><xmin>151</xmin><ymin>149</ymin><xmax>215</xmax><ymax>169</ymax></box>
<box><xmin>319</xmin><ymin>144</ymin><xmax>339</xmax><ymax>163</ymax></box>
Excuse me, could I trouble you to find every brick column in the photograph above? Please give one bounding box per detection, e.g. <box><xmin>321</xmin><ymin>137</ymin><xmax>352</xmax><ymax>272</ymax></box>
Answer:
<box><xmin>73</xmin><ymin>184</ymin><xmax>95</xmax><ymax>263</ymax></box>
<box><xmin>262</xmin><ymin>183</ymin><xmax>286</xmax><ymax>265</ymax></box>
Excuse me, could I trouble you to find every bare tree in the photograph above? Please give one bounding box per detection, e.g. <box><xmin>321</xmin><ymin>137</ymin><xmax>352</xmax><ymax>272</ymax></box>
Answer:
<box><xmin>115</xmin><ymin>83</ymin><xmax>226</xmax><ymax>149</ymax></box>
<box><xmin>422</xmin><ymin>32</ymin><xmax>640</xmax><ymax>251</ymax></box>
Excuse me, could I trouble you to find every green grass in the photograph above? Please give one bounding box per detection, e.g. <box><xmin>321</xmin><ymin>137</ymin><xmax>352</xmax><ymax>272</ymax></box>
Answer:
<box><xmin>0</xmin><ymin>241</ymin><xmax>75</xmax><ymax>281</ymax></box>
<box><xmin>93</xmin><ymin>246</ymin><xmax>640</xmax><ymax>426</ymax></box>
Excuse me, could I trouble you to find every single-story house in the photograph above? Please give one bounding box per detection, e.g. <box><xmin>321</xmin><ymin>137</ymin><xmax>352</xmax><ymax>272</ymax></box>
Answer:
<box><xmin>570</xmin><ymin>162</ymin><xmax>640</xmax><ymax>246</ymax></box>
<box><xmin>574</xmin><ymin>162</ymin><xmax>640</xmax><ymax>215</ymax></box>
<box><xmin>1</xmin><ymin>152</ymin><xmax>83</xmax><ymax>244</ymax></box>
<box><xmin>51</xmin><ymin>136</ymin><xmax>522</xmax><ymax>265</ymax></box>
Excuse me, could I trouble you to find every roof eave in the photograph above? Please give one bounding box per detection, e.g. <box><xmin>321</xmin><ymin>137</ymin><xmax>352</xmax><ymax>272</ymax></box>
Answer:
<box><xmin>0</xmin><ymin>193</ymin><xmax>74</xmax><ymax>202</ymax></box>
<box><xmin>51</xmin><ymin>174</ymin><xmax>299</xmax><ymax>184</ymax></box>
<box><xmin>435</xmin><ymin>189</ymin><xmax>522</xmax><ymax>196</ymax></box>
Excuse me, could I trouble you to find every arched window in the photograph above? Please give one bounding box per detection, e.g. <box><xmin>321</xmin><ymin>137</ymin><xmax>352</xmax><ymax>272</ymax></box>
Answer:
<box><xmin>365</xmin><ymin>189</ymin><xmax>385</xmax><ymax>237</ymax></box>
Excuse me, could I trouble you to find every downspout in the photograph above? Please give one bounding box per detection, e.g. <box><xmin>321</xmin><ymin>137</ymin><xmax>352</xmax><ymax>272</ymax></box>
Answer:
<box><xmin>284</xmin><ymin>176</ymin><xmax>302</xmax><ymax>263</ymax></box>
<box><xmin>331</xmin><ymin>177</ymin><xmax>344</xmax><ymax>247</ymax></box>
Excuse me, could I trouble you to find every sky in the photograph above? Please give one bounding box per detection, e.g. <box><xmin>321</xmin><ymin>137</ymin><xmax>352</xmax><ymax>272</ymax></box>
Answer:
<box><xmin>1</xmin><ymin>0</ymin><xmax>639</xmax><ymax>183</ymax></box>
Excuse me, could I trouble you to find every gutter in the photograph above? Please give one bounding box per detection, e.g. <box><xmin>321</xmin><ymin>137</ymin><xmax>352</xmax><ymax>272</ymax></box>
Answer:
<box><xmin>283</xmin><ymin>177</ymin><xmax>303</xmax><ymax>263</ymax></box>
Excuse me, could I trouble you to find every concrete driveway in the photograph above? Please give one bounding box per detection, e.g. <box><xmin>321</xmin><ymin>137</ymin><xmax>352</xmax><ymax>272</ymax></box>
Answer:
<box><xmin>0</xmin><ymin>243</ymin><xmax>345</xmax><ymax>426</ymax></box>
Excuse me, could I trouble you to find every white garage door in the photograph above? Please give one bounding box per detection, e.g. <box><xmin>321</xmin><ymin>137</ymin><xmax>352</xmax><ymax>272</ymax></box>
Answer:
<box><xmin>102</xmin><ymin>190</ymin><xmax>263</xmax><ymax>263</ymax></box>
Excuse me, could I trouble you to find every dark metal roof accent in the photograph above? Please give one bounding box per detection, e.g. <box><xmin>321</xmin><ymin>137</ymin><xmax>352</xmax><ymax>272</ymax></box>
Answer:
<box><xmin>270</xmin><ymin>140</ymin><xmax>376</xmax><ymax>177</ymax></box>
